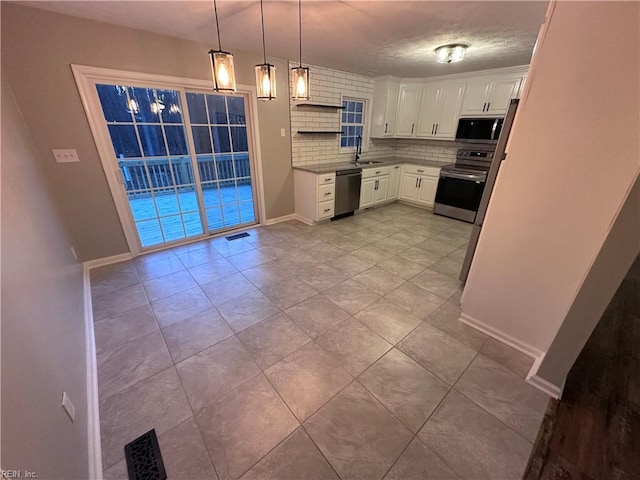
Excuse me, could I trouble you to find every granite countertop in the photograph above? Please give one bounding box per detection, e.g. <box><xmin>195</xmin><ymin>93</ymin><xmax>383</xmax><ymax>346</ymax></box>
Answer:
<box><xmin>293</xmin><ymin>157</ymin><xmax>447</xmax><ymax>174</ymax></box>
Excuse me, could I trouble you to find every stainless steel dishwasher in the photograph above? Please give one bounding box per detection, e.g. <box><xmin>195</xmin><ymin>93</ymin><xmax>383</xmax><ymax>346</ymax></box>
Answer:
<box><xmin>334</xmin><ymin>168</ymin><xmax>362</xmax><ymax>218</ymax></box>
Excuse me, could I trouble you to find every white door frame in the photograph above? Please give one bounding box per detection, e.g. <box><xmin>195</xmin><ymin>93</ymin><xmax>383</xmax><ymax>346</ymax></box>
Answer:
<box><xmin>71</xmin><ymin>64</ymin><xmax>267</xmax><ymax>257</ymax></box>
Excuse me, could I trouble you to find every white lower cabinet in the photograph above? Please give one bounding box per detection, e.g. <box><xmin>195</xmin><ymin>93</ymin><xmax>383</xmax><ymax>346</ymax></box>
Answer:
<box><xmin>398</xmin><ymin>165</ymin><xmax>440</xmax><ymax>207</ymax></box>
<box><xmin>388</xmin><ymin>164</ymin><xmax>401</xmax><ymax>199</ymax></box>
<box><xmin>294</xmin><ymin>170</ymin><xmax>336</xmax><ymax>223</ymax></box>
<box><xmin>360</xmin><ymin>166</ymin><xmax>392</xmax><ymax>209</ymax></box>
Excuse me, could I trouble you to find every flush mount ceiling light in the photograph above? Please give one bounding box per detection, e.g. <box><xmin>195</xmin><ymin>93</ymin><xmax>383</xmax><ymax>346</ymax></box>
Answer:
<box><xmin>291</xmin><ymin>0</ymin><xmax>310</xmax><ymax>100</ymax></box>
<box><xmin>435</xmin><ymin>44</ymin><xmax>468</xmax><ymax>64</ymax></box>
<box><xmin>209</xmin><ymin>0</ymin><xmax>236</xmax><ymax>93</ymax></box>
<box><xmin>255</xmin><ymin>0</ymin><xmax>276</xmax><ymax>100</ymax></box>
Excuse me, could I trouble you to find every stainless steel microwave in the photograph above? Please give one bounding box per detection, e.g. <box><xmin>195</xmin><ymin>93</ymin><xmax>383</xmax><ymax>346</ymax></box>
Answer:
<box><xmin>456</xmin><ymin>117</ymin><xmax>504</xmax><ymax>144</ymax></box>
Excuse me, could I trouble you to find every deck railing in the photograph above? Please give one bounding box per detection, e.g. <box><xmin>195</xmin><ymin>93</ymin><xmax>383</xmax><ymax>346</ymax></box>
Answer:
<box><xmin>119</xmin><ymin>154</ymin><xmax>251</xmax><ymax>195</ymax></box>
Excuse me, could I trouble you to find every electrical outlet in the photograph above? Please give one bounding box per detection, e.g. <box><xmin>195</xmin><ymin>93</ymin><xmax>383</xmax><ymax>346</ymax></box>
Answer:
<box><xmin>62</xmin><ymin>392</ymin><xmax>75</xmax><ymax>422</ymax></box>
<box><xmin>280</xmin><ymin>128</ymin><xmax>286</xmax><ymax>137</ymax></box>
<box><xmin>53</xmin><ymin>149</ymin><xmax>79</xmax><ymax>163</ymax></box>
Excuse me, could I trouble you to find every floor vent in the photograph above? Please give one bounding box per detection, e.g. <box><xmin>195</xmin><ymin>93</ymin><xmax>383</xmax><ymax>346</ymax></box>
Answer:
<box><xmin>225</xmin><ymin>232</ymin><xmax>250</xmax><ymax>241</ymax></box>
<box><xmin>124</xmin><ymin>429</ymin><xmax>167</xmax><ymax>480</ymax></box>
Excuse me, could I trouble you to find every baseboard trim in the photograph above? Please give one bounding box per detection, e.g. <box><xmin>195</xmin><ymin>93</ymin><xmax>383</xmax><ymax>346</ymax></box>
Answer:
<box><xmin>459</xmin><ymin>312</ymin><xmax>543</xmax><ymax>359</ymax></box>
<box><xmin>525</xmin><ymin>354</ymin><xmax>564</xmax><ymax>399</ymax></box>
<box><xmin>83</xmin><ymin>265</ymin><xmax>103</xmax><ymax>479</ymax></box>
<box><xmin>263</xmin><ymin>213</ymin><xmax>298</xmax><ymax>226</ymax></box>
<box><xmin>84</xmin><ymin>252</ymin><xmax>132</xmax><ymax>270</ymax></box>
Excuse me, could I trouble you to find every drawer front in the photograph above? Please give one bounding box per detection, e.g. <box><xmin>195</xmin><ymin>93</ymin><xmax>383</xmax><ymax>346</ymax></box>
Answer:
<box><xmin>318</xmin><ymin>183</ymin><xmax>335</xmax><ymax>202</ymax></box>
<box><xmin>362</xmin><ymin>166</ymin><xmax>391</xmax><ymax>179</ymax></box>
<box><xmin>318</xmin><ymin>200</ymin><xmax>335</xmax><ymax>219</ymax></box>
<box><xmin>403</xmin><ymin>164</ymin><xmax>440</xmax><ymax>177</ymax></box>
<box><xmin>317</xmin><ymin>173</ymin><xmax>336</xmax><ymax>185</ymax></box>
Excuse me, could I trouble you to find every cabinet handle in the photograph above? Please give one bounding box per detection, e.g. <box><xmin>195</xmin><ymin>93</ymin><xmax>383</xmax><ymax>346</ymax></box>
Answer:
<box><xmin>431</xmin><ymin>123</ymin><xmax>435</xmax><ymax>135</ymax></box>
<box><xmin>482</xmin><ymin>102</ymin><xmax>486</xmax><ymax>112</ymax></box>
<box><xmin>324</xmin><ymin>192</ymin><xmax>331</xmax><ymax>196</ymax></box>
<box><xmin>384</xmin><ymin>123</ymin><xmax>388</xmax><ymax>133</ymax></box>
<box><xmin>375</xmin><ymin>170</ymin><xmax>381</xmax><ymax>174</ymax></box>
<box><xmin>415</xmin><ymin>178</ymin><xmax>419</xmax><ymax>188</ymax></box>
<box><xmin>417</xmin><ymin>169</ymin><xmax>424</xmax><ymax>173</ymax></box>
<box><xmin>394</xmin><ymin>165</ymin><xmax>399</xmax><ymax>169</ymax></box>
<box><xmin>411</xmin><ymin>123</ymin><xmax>414</xmax><ymax>134</ymax></box>
<box><xmin>435</xmin><ymin>124</ymin><xmax>438</xmax><ymax>135</ymax></box>
<box><xmin>419</xmin><ymin>178</ymin><xmax>422</xmax><ymax>188</ymax></box>
<box><xmin>324</xmin><ymin>208</ymin><xmax>331</xmax><ymax>212</ymax></box>
<box><xmin>487</xmin><ymin>102</ymin><xmax>490</xmax><ymax>111</ymax></box>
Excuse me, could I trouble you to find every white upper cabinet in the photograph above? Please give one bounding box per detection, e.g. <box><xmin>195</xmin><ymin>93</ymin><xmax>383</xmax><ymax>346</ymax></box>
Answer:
<box><xmin>417</xmin><ymin>81</ymin><xmax>465</xmax><ymax>139</ymax></box>
<box><xmin>371</xmin><ymin>79</ymin><xmax>400</xmax><ymax>138</ymax></box>
<box><xmin>460</xmin><ymin>76</ymin><xmax>522</xmax><ymax>116</ymax></box>
<box><xmin>395</xmin><ymin>84</ymin><xmax>422</xmax><ymax>137</ymax></box>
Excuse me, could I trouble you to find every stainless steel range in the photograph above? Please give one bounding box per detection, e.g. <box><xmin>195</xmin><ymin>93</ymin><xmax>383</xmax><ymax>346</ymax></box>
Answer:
<box><xmin>433</xmin><ymin>147</ymin><xmax>495</xmax><ymax>223</ymax></box>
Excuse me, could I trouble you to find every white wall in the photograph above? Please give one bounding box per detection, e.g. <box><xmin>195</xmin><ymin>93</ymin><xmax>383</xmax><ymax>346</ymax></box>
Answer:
<box><xmin>1</xmin><ymin>72</ymin><xmax>88</xmax><ymax>478</ymax></box>
<box><xmin>461</xmin><ymin>2</ymin><xmax>640</xmax><ymax>388</ymax></box>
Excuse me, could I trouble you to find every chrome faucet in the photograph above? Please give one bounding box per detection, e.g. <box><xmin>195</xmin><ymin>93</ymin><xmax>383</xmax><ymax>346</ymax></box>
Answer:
<box><xmin>354</xmin><ymin>135</ymin><xmax>362</xmax><ymax>164</ymax></box>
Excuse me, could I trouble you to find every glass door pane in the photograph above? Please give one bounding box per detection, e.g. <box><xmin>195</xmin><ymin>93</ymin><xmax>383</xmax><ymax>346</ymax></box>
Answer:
<box><xmin>96</xmin><ymin>84</ymin><xmax>204</xmax><ymax>248</ymax></box>
<box><xmin>186</xmin><ymin>92</ymin><xmax>257</xmax><ymax>232</ymax></box>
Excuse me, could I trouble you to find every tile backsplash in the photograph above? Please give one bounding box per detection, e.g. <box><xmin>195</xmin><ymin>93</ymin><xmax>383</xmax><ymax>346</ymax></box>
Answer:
<box><xmin>289</xmin><ymin>62</ymin><xmax>461</xmax><ymax>167</ymax></box>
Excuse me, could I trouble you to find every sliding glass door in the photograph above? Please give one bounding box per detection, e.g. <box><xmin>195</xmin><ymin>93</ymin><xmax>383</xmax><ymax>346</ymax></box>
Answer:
<box><xmin>94</xmin><ymin>83</ymin><xmax>258</xmax><ymax>250</ymax></box>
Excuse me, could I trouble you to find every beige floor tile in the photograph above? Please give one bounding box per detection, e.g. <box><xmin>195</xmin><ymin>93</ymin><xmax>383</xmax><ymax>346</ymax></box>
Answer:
<box><xmin>212</xmin><ymin>238</ymin><xmax>255</xmax><ymax>257</ymax></box>
<box><xmin>377</xmin><ymin>255</ymin><xmax>426</xmax><ymax>280</ymax></box>
<box><xmin>217</xmin><ymin>290</ymin><xmax>280</xmax><ymax>333</ymax></box>
<box><xmin>352</xmin><ymin>266</ymin><xmax>406</xmax><ymax>296</ymax></box>
<box><xmin>237</xmin><ymin>313</ymin><xmax>311</xmax><ymax>369</ymax></box>
<box><xmin>359</xmin><ymin>349</ymin><xmax>450</xmax><ymax>433</ymax></box>
<box><xmin>385</xmin><ymin>282</ymin><xmax>447</xmax><ymax>320</ymax></box>
<box><xmin>480</xmin><ymin>337</ymin><xmax>535</xmax><ymax>378</ymax></box>
<box><xmin>176</xmin><ymin>336</ymin><xmax>261</xmax><ymax>413</ymax></box>
<box><xmin>97</xmin><ymin>330</ymin><xmax>172</xmax><ymax>398</ymax></box>
<box><xmin>315</xmin><ymin>318</ymin><xmax>391</xmax><ymax>376</ymax></box>
<box><xmin>102</xmin><ymin>459</ymin><xmax>127</xmax><ymax>480</ymax></box>
<box><xmin>429</xmin><ymin>231</ymin><xmax>469</xmax><ymax>248</ymax></box>
<box><xmin>196</xmin><ymin>374</ymin><xmax>299</xmax><ymax>480</ymax></box>
<box><xmin>162</xmin><ymin>309</ymin><xmax>233</xmax><ymax>363</ymax></box>
<box><xmin>454</xmin><ymin>354</ymin><xmax>549</xmax><ymax>442</ymax></box>
<box><xmin>327</xmin><ymin>234</ymin><xmax>371</xmax><ymax>252</ymax></box>
<box><xmin>354</xmin><ymin>298</ymin><xmax>422</xmax><ymax>344</ymax></box>
<box><xmin>304</xmin><ymin>382</ymin><xmax>412</xmax><ymax>480</ymax></box>
<box><xmin>426</xmin><ymin>301</ymin><xmax>488</xmax><ymax>351</ymax></box>
<box><xmin>200</xmin><ymin>272</ymin><xmax>257</xmax><ymax>306</ymax></box>
<box><xmin>284</xmin><ymin>296</ymin><xmax>351</xmax><ymax>338</ymax></box>
<box><xmin>351</xmin><ymin>244</ymin><xmax>395</xmax><ymax>264</ymax></box>
<box><xmin>134</xmin><ymin>254</ymin><xmax>185</xmax><ymax>282</ymax></box>
<box><xmin>176</xmin><ymin>246</ymin><xmax>224</xmax><ymax>269</ymax></box>
<box><xmin>259</xmin><ymin>276</ymin><xmax>318</xmax><ymax>310</ymax></box>
<box><xmin>325</xmin><ymin>253</ymin><xmax>374</xmax><ymax>277</ymax></box>
<box><xmin>296</xmin><ymin>263</ymin><xmax>348</xmax><ymax>292</ymax></box>
<box><xmin>242</xmin><ymin>262</ymin><xmax>297</xmax><ymax>289</ymax></box>
<box><xmin>387</xmin><ymin>230</ymin><xmax>428</xmax><ymax>246</ymax></box>
<box><xmin>418</xmin><ymin>390</ymin><xmax>532</xmax><ymax>480</ymax></box>
<box><xmin>158</xmin><ymin>417</ymin><xmax>218</xmax><ymax>480</ymax></box>
<box><xmin>265</xmin><ymin>342</ymin><xmax>353</xmax><ymax>422</ymax></box>
<box><xmin>414</xmin><ymin>238</ymin><xmax>459</xmax><ymax>257</ymax></box>
<box><xmin>384</xmin><ymin>438</ymin><xmax>461</xmax><ymax>480</ymax></box>
<box><xmin>323</xmin><ymin>279</ymin><xmax>381</xmax><ymax>315</ymax></box>
<box><xmin>151</xmin><ymin>287</ymin><xmax>212</xmax><ymax>328</ymax></box>
<box><xmin>188</xmin><ymin>258</ymin><xmax>239</xmax><ymax>285</ymax></box>
<box><xmin>143</xmin><ymin>269</ymin><xmax>197</xmax><ymax>302</ymax></box>
<box><xmin>226</xmin><ymin>249</ymin><xmax>274</xmax><ymax>271</ymax></box>
<box><xmin>428</xmin><ymin>257</ymin><xmax>464</xmax><ymax>279</ymax></box>
<box><xmin>306</xmin><ymin>241</ymin><xmax>348</xmax><ymax>263</ymax></box>
<box><xmin>240</xmin><ymin>428</ymin><xmax>339</xmax><ymax>480</ymax></box>
<box><xmin>90</xmin><ymin>261</ymin><xmax>139</xmax><ymax>296</ymax></box>
<box><xmin>99</xmin><ymin>368</ymin><xmax>192</xmax><ymax>469</ymax></box>
<box><xmin>410</xmin><ymin>269</ymin><xmax>462</xmax><ymax>299</ymax></box>
<box><xmin>92</xmin><ymin>283</ymin><xmax>148</xmax><ymax>321</ymax></box>
<box><xmin>398</xmin><ymin>323</ymin><xmax>477</xmax><ymax>385</ymax></box>
<box><xmin>94</xmin><ymin>304</ymin><xmax>158</xmax><ymax>355</ymax></box>
<box><xmin>398</xmin><ymin>246</ymin><xmax>444</xmax><ymax>268</ymax></box>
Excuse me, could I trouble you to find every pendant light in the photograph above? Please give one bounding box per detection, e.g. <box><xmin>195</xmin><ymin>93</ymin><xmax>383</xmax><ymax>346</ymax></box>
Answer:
<box><xmin>291</xmin><ymin>0</ymin><xmax>310</xmax><ymax>100</ymax></box>
<box><xmin>255</xmin><ymin>0</ymin><xmax>277</xmax><ymax>100</ymax></box>
<box><xmin>209</xmin><ymin>0</ymin><xmax>236</xmax><ymax>92</ymax></box>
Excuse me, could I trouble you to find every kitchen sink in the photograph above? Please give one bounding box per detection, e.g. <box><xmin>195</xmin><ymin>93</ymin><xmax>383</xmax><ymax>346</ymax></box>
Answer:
<box><xmin>355</xmin><ymin>160</ymin><xmax>383</xmax><ymax>166</ymax></box>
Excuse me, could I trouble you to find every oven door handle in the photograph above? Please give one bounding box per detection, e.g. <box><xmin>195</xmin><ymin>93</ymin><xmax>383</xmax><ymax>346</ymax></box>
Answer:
<box><xmin>440</xmin><ymin>171</ymin><xmax>486</xmax><ymax>182</ymax></box>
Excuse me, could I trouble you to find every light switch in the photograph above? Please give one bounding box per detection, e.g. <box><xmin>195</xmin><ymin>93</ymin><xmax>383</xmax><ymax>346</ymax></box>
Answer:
<box><xmin>53</xmin><ymin>149</ymin><xmax>79</xmax><ymax>163</ymax></box>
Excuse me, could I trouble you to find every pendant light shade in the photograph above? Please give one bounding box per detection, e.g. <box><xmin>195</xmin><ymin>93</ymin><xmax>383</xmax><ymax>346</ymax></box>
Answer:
<box><xmin>209</xmin><ymin>0</ymin><xmax>236</xmax><ymax>92</ymax></box>
<box><xmin>255</xmin><ymin>0</ymin><xmax>276</xmax><ymax>100</ymax></box>
<box><xmin>291</xmin><ymin>0</ymin><xmax>310</xmax><ymax>100</ymax></box>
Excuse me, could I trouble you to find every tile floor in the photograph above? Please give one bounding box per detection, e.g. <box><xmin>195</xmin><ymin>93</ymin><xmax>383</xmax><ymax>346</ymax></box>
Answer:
<box><xmin>92</xmin><ymin>203</ymin><xmax>549</xmax><ymax>480</ymax></box>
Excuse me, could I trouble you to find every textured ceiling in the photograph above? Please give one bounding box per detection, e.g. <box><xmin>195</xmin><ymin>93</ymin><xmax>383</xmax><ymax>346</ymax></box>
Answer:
<box><xmin>17</xmin><ymin>1</ymin><xmax>548</xmax><ymax>78</ymax></box>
